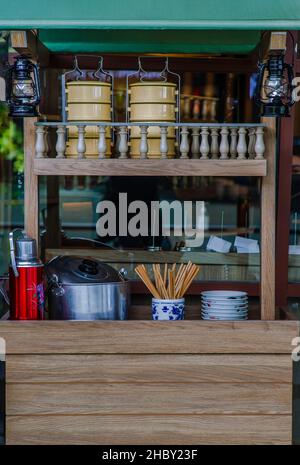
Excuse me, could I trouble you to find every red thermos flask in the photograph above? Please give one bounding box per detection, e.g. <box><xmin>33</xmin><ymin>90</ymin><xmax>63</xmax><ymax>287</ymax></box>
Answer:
<box><xmin>9</xmin><ymin>230</ymin><xmax>45</xmax><ymax>320</ymax></box>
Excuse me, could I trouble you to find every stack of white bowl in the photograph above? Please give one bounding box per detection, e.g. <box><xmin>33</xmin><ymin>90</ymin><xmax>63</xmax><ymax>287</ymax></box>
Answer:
<box><xmin>201</xmin><ymin>291</ymin><xmax>248</xmax><ymax>320</ymax></box>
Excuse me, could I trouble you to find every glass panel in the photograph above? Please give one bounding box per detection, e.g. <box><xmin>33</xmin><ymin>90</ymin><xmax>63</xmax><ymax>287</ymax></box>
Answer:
<box><xmin>289</xmin><ymin>88</ymin><xmax>300</xmax><ymax>283</ymax></box>
<box><xmin>42</xmin><ymin>175</ymin><xmax>261</xmax><ymax>283</ymax></box>
<box><xmin>0</xmin><ymin>104</ymin><xmax>24</xmax><ymax>317</ymax></box>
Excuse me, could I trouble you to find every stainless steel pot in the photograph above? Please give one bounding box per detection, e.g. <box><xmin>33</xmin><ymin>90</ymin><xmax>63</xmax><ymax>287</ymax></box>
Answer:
<box><xmin>46</xmin><ymin>256</ymin><xmax>130</xmax><ymax>320</ymax></box>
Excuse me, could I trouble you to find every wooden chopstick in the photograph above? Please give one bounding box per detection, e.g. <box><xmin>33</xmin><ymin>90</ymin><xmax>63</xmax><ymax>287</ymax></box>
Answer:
<box><xmin>135</xmin><ymin>262</ymin><xmax>200</xmax><ymax>300</ymax></box>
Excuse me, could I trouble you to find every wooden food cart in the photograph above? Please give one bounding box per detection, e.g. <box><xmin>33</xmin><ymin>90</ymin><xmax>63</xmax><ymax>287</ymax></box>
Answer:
<box><xmin>0</xmin><ymin>0</ymin><xmax>300</xmax><ymax>445</ymax></box>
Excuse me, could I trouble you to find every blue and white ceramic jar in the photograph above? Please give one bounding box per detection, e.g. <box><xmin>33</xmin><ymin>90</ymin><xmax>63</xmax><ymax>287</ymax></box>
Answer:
<box><xmin>152</xmin><ymin>298</ymin><xmax>185</xmax><ymax>320</ymax></box>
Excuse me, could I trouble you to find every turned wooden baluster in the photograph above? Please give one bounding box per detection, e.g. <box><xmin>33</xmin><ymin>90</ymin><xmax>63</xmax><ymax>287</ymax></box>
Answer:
<box><xmin>140</xmin><ymin>125</ymin><xmax>149</xmax><ymax>159</ymax></box>
<box><xmin>35</xmin><ymin>126</ymin><xmax>46</xmax><ymax>159</ymax></box>
<box><xmin>237</xmin><ymin>127</ymin><xmax>247</xmax><ymax>160</ymax></box>
<box><xmin>118</xmin><ymin>126</ymin><xmax>128</xmax><ymax>159</ymax></box>
<box><xmin>191</xmin><ymin>127</ymin><xmax>200</xmax><ymax>158</ymax></box>
<box><xmin>77</xmin><ymin>125</ymin><xmax>86</xmax><ymax>159</ymax></box>
<box><xmin>115</xmin><ymin>128</ymin><xmax>121</xmax><ymax>155</ymax></box>
<box><xmin>160</xmin><ymin>126</ymin><xmax>168</xmax><ymax>159</ymax></box>
<box><xmin>179</xmin><ymin>126</ymin><xmax>189</xmax><ymax>159</ymax></box>
<box><xmin>55</xmin><ymin>125</ymin><xmax>66</xmax><ymax>159</ymax></box>
<box><xmin>220</xmin><ymin>127</ymin><xmax>229</xmax><ymax>159</ymax></box>
<box><xmin>229</xmin><ymin>127</ymin><xmax>238</xmax><ymax>159</ymax></box>
<box><xmin>200</xmin><ymin>127</ymin><xmax>209</xmax><ymax>159</ymax></box>
<box><xmin>210</xmin><ymin>127</ymin><xmax>219</xmax><ymax>159</ymax></box>
<box><xmin>247</xmin><ymin>128</ymin><xmax>256</xmax><ymax>159</ymax></box>
<box><xmin>254</xmin><ymin>127</ymin><xmax>265</xmax><ymax>160</ymax></box>
<box><xmin>98</xmin><ymin>126</ymin><xmax>107</xmax><ymax>159</ymax></box>
<box><xmin>43</xmin><ymin>127</ymin><xmax>49</xmax><ymax>158</ymax></box>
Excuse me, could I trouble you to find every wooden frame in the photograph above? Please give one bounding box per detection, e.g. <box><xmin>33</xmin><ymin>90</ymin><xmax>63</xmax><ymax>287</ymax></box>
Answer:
<box><xmin>24</xmin><ymin>118</ymin><xmax>276</xmax><ymax>319</ymax></box>
<box><xmin>21</xmin><ymin>31</ymin><xmax>279</xmax><ymax>320</ymax></box>
<box><xmin>3</xmin><ymin>28</ymin><xmax>297</xmax><ymax>447</ymax></box>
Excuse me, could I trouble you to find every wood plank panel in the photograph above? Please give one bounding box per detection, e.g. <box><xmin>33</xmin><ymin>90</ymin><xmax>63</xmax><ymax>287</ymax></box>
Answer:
<box><xmin>260</xmin><ymin>118</ymin><xmax>276</xmax><ymax>319</ymax></box>
<box><xmin>6</xmin><ymin>382</ymin><xmax>292</xmax><ymax>415</ymax></box>
<box><xmin>0</xmin><ymin>321</ymin><xmax>298</xmax><ymax>354</ymax></box>
<box><xmin>6</xmin><ymin>414</ymin><xmax>292</xmax><ymax>445</ymax></box>
<box><xmin>6</xmin><ymin>354</ymin><xmax>293</xmax><ymax>384</ymax></box>
<box><xmin>33</xmin><ymin>158</ymin><xmax>267</xmax><ymax>177</ymax></box>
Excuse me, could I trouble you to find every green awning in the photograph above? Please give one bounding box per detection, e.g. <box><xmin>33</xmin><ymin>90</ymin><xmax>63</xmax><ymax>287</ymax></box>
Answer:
<box><xmin>1</xmin><ymin>0</ymin><xmax>300</xmax><ymax>29</ymax></box>
<box><xmin>38</xmin><ymin>30</ymin><xmax>261</xmax><ymax>54</ymax></box>
<box><xmin>1</xmin><ymin>0</ymin><xmax>300</xmax><ymax>54</ymax></box>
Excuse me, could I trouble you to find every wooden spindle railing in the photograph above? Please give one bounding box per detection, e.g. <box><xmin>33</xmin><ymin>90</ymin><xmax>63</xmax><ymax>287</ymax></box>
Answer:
<box><xmin>254</xmin><ymin>127</ymin><xmax>265</xmax><ymax>160</ymax></box>
<box><xmin>159</xmin><ymin>126</ymin><xmax>168</xmax><ymax>159</ymax></box>
<box><xmin>139</xmin><ymin>126</ymin><xmax>148</xmax><ymax>159</ymax></box>
<box><xmin>191</xmin><ymin>128</ymin><xmax>200</xmax><ymax>159</ymax></box>
<box><xmin>35</xmin><ymin>126</ymin><xmax>46</xmax><ymax>159</ymax></box>
<box><xmin>98</xmin><ymin>126</ymin><xmax>107</xmax><ymax>159</ymax></box>
<box><xmin>77</xmin><ymin>126</ymin><xmax>86</xmax><ymax>159</ymax></box>
<box><xmin>229</xmin><ymin>127</ymin><xmax>238</xmax><ymax>159</ymax></box>
<box><xmin>35</xmin><ymin>122</ymin><xmax>266</xmax><ymax>161</ymax></box>
<box><xmin>237</xmin><ymin>127</ymin><xmax>247</xmax><ymax>160</ymax></box>
<box><xmin>55</xmin><ymin>125</ymin><xmax>66</xmax><ymax>159</ymax></box>
<box><xmin>118</xmin><ymin>127</ymin><xmax>128</xmax><ymax>159</ymax></box>
<box><xmin>219</xmin><ymin>127</ymin><xmax>229</xmax><ymax>160</ymax></box>
<box><xmin>210</xmin><ymin>127</ymin><xmax>219</xmax><ymax>159</ymax></box>
<box><xmin>179</xmin><ymin>126</ymin><xmax>189</xmax><ymax>159</ymax></box>
<box><xmin>200</xmin><ymin>127</ymin><xmax>209</xmax><ymax>159</ymax></box>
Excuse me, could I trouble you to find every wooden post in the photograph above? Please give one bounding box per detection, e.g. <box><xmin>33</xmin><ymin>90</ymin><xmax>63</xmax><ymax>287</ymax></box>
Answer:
<box><xmin>260</xmin><ymin>117</ymin><xmax>276</xmax><ymax>320</ymax></box>
<box><xmin>24</xmin><ymin>118</ymin><xmax>39</xmax><ymax>248</ymax></box>
<box><xmin>10</xmin><ymin>30</ymin><xmax>49</xmax><ymax>66</ymax></box>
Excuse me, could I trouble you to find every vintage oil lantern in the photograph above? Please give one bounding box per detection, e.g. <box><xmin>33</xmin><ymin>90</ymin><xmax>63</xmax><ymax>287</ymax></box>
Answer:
<box><xmin>6</xmin><ymin>56</ymin><xmax>41</xmax><ymax>117</ymax></box>
<box><xmin>255</xmin><ymin>33</ymin><xmax>295</xmax><ymax>117</ymax></box>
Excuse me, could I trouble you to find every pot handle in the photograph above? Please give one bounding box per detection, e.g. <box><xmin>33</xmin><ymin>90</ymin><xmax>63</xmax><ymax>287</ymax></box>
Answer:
<box><xmin>118</xmin><ymin>268</ymin><xmax>128</xmax><ymax>280</ymax></box>
<box><xmin>47</xmin><ymin>274</ymin><xmax>65</xmax><ymax>297</ymax></box>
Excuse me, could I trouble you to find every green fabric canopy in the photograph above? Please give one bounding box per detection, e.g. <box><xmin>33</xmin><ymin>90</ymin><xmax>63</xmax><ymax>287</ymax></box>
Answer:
<box><xmin>1</xmin><ymin>0</ymin><xmax>300</xmax><ymax>29</ymax></box>
<box><xmin>1</xmin><ymin>0</ymin><xmax>300</xmax><ymax>54</ymax></box>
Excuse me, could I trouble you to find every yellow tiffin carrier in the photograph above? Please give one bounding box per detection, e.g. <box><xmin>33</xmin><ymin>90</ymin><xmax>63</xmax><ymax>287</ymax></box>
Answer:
<box><xmin>128</xmin><ymin>81</ymin><xmax>177</xmax><ymax>159</ymax></box>
<box><xmin>65</xmin><ymin>81</ymin><xmax>112</xmax><ymax>158</ymax></box>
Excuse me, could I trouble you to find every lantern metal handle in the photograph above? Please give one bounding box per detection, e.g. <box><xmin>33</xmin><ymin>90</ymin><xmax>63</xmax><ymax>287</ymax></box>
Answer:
<box><xmin>30</xmin><ymin>62</ymin><xmax>41</xmax><ymax>104</ymax></box>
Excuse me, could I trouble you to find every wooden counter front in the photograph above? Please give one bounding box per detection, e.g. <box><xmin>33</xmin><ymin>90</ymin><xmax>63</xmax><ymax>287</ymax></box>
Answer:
<box><xmin>1</xmin><ymin>320</ymin><xmax>299</xmax><ymax>445</ymax></box>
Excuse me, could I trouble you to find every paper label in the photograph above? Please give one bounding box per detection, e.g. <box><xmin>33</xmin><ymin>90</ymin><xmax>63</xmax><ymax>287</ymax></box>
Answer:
<box><xmin>206</xmin><ymin>235</ymin><xmax>232</xmax><ymax>253</ymax></box>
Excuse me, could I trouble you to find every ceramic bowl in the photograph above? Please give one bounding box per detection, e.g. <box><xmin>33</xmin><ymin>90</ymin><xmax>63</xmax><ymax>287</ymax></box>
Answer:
<box><xmin>201</xmin><ymin>308</ymin><xmax>248</xmax><ymax>316</ymax></box>
<box><xmin>201</xmin><ymin>302</ymin><xmax>248</xmax><ymax>309</ymax></box>
<box><xmin>201</xmin><ymin>315</ymin><xmax>248</xmax><ymax>321</ymax></box>
<box><xmin>152</xmin><ymin>298</ymin><xmax>185</xmax><ymax>321</ymax></box>
<box><xmin>201</xmin><ymin>291</ymin><xmax>247</xmax><ymax>298</ymax></box>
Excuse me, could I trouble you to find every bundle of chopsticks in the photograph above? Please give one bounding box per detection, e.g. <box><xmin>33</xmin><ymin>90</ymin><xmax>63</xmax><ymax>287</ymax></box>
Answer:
<box><xmin>135</xmin><ymin>261</ymin><xmax>200</xmax><ymax>299</ymax></box>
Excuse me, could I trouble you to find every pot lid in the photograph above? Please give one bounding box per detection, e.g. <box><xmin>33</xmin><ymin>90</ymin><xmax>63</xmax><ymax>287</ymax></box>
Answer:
<box><xmin>45</xmin><ymin>255</ymin><xmax>122</xmax><ymax>285</ymax></box>
<box><xmin>67</xmin><ymin>81</ymin><xmax>111</xmax><ymax>87</ymax></box>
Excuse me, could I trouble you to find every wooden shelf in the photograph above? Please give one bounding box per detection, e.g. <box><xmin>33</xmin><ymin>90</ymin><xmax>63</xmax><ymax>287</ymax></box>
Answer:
<box><xmin>34</xmin><ymin>158</ymin><xmax>267</xmax><ymax>177</ymax></box>
<box><xmin>46</xmin><ymin>248</ymin><xmax>260</xmax><ymax>265</ymax></box>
